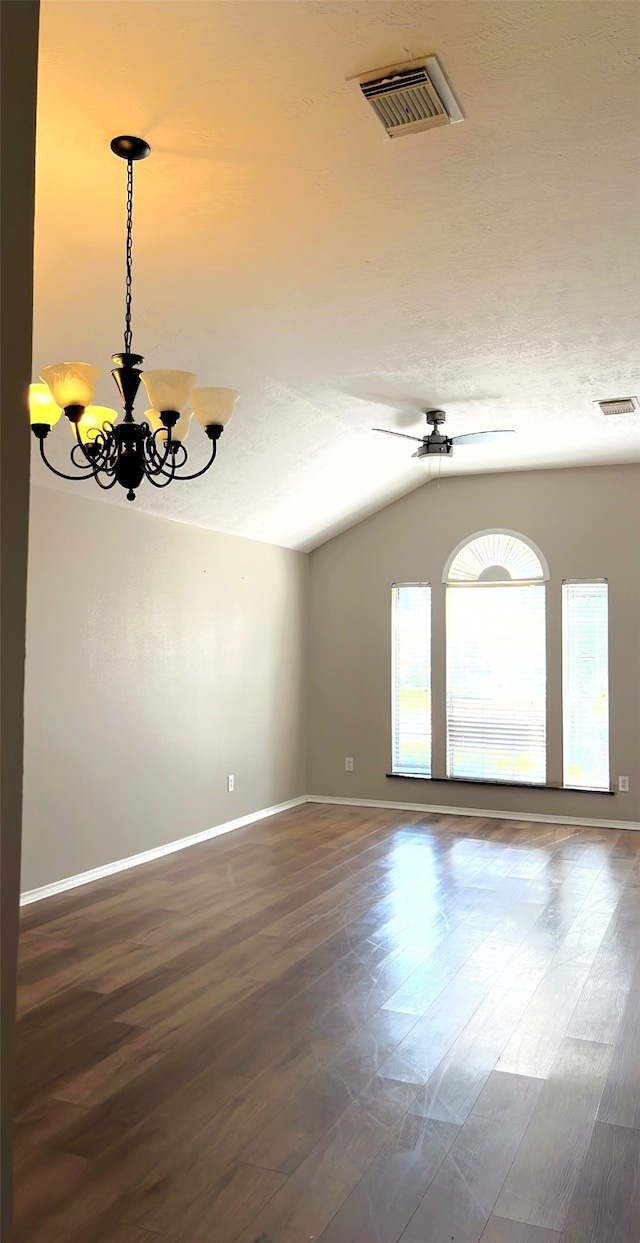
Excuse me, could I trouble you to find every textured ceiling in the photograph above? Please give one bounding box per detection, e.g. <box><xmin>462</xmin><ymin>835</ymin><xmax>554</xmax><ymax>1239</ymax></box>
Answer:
<box><xmin>32</xmin><ymin>1</ymin><xmax>640</xmax><ymax>550</ymax></box>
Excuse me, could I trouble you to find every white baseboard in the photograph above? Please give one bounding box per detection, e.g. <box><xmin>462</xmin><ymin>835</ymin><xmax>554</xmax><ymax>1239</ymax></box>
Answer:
<box><xmin>19</xmin><ymin>796</ymin><xmax>307</xmax><ymax>906</ymax></box>
<box><xmin>305</xmin><ymin>794</ymin><xmax>640</xmax><ymax>832</ymax></box>
<box><xmin>20</xmin><ymin>790</ymin><xmax>639</xmax><ymax>906</ymax></box>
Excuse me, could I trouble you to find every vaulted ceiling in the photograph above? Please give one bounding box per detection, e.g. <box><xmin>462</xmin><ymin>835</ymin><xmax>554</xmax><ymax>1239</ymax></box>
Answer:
<box><xmin>32</xmin><ymin>1</ymin><xmax>640</xmax><ymax>550</ymax></box>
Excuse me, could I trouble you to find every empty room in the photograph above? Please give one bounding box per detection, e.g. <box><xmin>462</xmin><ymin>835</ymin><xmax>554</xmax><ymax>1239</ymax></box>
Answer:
<box><xmin>2</xmin><ymin>1</ymin><xmax>640</xmax><ymax>1241</ymax></box>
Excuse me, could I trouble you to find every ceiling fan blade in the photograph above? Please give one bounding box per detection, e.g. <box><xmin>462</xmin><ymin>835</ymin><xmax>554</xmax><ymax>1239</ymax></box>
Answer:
<box><xmin>450</xmin><ymin>430</ymin><xmax>516</xmax><ymax>446</ymax></box>
<box><xmin>372</xmin><ymin>428</ymin><xmax>424</xmax><ymax>443</ymax></box>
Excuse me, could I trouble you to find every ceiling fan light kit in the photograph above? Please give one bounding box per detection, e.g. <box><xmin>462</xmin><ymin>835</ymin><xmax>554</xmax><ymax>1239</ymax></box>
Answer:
<box><xmin>29</xmin><ymin>136</ymin><xmax>239</xmax><ymax>502</ymax></box>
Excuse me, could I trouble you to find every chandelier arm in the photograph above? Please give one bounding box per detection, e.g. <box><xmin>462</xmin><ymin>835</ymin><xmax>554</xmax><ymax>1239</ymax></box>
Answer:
<box><xmin>92</xmin><ymin>470</ymin><xmax>120</xmax><ymax>491</ymax></box>
<box><xmin>144</xmin><ymin>454</ymin><xmax>175</xmax><ymax>479</ymax></box>
<box><xmin>144</xmin><ymin>430</ymin><xmax>174</xmax><ymax>476</ymax></box>
<box><xmin>72</xmin><ymin>429</ymin><xmax>96</xmax><ymax>466</ymax></box>
<box><xmin>86</xmin><ymin>439</ymin><xmax>113</xmax><ymax>473</ymax></box>
<box><xmin>71</xmin><ymin>441</ymin><xmax>93</xmax><ymax>470</ymax></box>
<box><xmin>72</xmin><ymin>420</ymin><xmax>113</xmax><ymax>471</ymax></box>
<box><xmin>164</xmin><ymin>442</ymin><xmax>188</xmax><ymax>471</ymax></box>
<box><xmin>72</xmin><ymin>434</ymin><xmax>116</xmax><ymax>477</ymax></box>
<box><xmin>107</xmin><ymin>433</ymin><xmax>120</xmax><ymax>469</ymax></box>
<box><xmin>172</xmin><ymin>441</ymin><xmax>218</xmax><ymax>481</ymax></box>
<box><xmin>145</xmin><ymin>472</ymin><xmax>176</xmax><ymax>489</ymax></box>
<box><xmin>39</xmin><ymin>439</ymin><xmax>99</xmax><ymax>482</ymax></box>
<box><xmin>96</xmin><ymin>435</ymin><xmax>119</xmax><ymax>473</ymax></box>
<box><xmin>147</xmin><ymin>466</ymin><xmax>175</xmax><ymax>482</ymax></box>
<box><xmin>145</xmin><ymin>456</ymin><xmax>178</xmax><ymax>488</ymax></box>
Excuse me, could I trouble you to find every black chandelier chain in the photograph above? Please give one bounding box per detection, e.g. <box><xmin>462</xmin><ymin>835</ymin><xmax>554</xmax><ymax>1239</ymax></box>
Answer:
<box><xmin>124</xmin><ymin>158</ymin><xmax>134</xmax><ymax>354</ymax></box>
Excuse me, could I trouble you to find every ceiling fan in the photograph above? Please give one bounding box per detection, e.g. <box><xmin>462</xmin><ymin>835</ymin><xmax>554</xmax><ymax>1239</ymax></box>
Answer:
<box><xmin>373</xmin><ymin>409</ymin><xmax>515</xmax><ymax>458</ymax></box>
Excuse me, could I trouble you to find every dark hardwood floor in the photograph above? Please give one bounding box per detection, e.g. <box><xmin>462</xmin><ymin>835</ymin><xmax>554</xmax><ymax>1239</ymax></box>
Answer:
<box><xmin>14</xmin><ymin>803</ymin><xmax>640</xmax><ymax>1242</ymax></box>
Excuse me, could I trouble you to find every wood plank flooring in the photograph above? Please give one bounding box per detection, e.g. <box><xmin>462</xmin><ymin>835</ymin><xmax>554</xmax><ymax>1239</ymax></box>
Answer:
<box><xmin>14</xmin><ymin>803</ymin><xmax>640</xmax><ymax>1242</ymax></box>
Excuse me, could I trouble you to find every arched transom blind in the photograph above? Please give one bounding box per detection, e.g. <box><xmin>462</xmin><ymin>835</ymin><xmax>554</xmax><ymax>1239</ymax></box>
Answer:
<box><xmin>447</xmin><ymin>532</ymin><xmax>546</xmax><ymax>583</ymax></box>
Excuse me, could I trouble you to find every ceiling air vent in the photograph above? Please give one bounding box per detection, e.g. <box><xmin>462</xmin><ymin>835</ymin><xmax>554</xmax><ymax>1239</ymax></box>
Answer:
<box><xmin>348</xmin><ymin>56</ymin><xmax>463</xmax><ymax>139</ymax></box>
<box><xmin>596</xmin><ymin>396</ymin><xmax>639</xmax><ymax>416</ymax></box>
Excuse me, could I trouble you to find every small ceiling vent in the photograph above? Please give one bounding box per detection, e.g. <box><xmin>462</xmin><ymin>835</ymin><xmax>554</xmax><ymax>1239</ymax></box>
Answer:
<box><xmin>348</xmin><ymin>56</ymin><xmax>463</xmax><ymax>139</ymax></box>
<box><xmin>596</xmin><ymin>396</ymin><xmax>639</xmax><ymax>416</ymax></box>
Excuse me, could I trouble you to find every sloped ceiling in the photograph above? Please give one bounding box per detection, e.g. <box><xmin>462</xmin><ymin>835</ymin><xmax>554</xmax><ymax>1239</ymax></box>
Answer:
<box><xmin>32</xmin><ymin>1</ymin><xmax>640</xmax><ymax>550</ymax></box>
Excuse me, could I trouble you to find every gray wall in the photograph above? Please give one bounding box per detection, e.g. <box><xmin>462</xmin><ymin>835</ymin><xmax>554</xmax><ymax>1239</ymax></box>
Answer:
<box><xmin>22</xmin><ymin>486</ymin><xmax>307</xmax><ymax>891</ymax></box>
<box><xmin>308</xmin><ymin>464</ymin><xmax>640</xmax><ymax>824</ymax></box>
<box><xmin>20</xmin><ymin>463</ymin><xmax>640</xmax><ymax>897</ymax></box>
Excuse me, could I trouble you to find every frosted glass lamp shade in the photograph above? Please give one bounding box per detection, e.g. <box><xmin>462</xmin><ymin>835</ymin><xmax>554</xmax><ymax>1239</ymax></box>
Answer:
<box><xmin>140</xmin><ymin>370</ymin><xmax>197</xmax><ymax>413</ymax></box>
<box><xmin>146</xmin><ymin>408</ymin><xmax>192</xmax><ymax>444</ymax></box>
<box><xmin>28</xmin><ymin>383</ymin><xmax>63</xmax><ymax>427</ymax></box>
<box><xmin>40</xmin><ymin>362</ymin><xmax>99</xmax><ymax>409</ymax></box>
<box><xmin>191</xmin><ymin>387</ymin><xmax>240</xmax><ymax>428</ymax></box>
<box><xmin>75</xmin><ymin>406</ymin><xmax>118</xmax><ymax>445</ymax></box>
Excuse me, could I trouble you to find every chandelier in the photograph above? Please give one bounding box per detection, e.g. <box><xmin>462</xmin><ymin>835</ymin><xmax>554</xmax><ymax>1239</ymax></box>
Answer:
<box><xmin>29</xmin><ymin>135</ymin><xmax>239</xmax><ymax>502</ymax></box>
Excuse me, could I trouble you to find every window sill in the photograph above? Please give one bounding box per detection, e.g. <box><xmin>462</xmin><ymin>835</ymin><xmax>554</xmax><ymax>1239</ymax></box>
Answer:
<box><xmin>386</xmin><ymin>773</ymin><xmax>615</xmax><ymax>795</ymax></box>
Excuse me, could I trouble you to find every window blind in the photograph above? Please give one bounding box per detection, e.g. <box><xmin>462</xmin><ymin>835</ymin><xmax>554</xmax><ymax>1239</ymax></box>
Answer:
<box><xmin>446</xmin><ymin>584</ymin><xmax>546</xmax><ymax>783</ymax></box>
<box><xmin>562</xmin><ymin>581</ymin><xmax>609</xmax><ymax>790</ymax></box>
<box><xmin>392</xmin><ymin>584</ymin><xmax>431</xmax><ymax>775</ymax></box>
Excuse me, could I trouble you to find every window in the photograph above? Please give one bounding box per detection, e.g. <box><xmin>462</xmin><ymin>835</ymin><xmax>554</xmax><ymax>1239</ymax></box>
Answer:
<box><xmin>563</xmin><ymin>581</ymin><xmax>609</xmax><ymax>790</ymax></box>
<box><xmin>390</xmin><ymin>537</ymin><xmax>610</xmax><ymax>793</ymax></box>
<box><xmin>392</xmin><ymin>584</ymin><xmax>431</xmax><ymax>775</ymax></box>
<box><xmin>445</xmin><ymin>532</ymin><xmax>547</xmax><ymax>784</ymax></box>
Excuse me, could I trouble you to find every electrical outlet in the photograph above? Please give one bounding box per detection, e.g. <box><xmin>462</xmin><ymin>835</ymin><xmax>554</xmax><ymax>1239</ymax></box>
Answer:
<box><xmin>618</xmin><ymin>776</ymin><xmax>629</xmax><ymax>792</ymax></box>
<box><xmin>227</xmin><ymin>775</ymin><xmax>234</xmax><ymax>792</ymax></box>
<box><xmin>345</xmin><ymin>757</ymin><xmax>354</xmax><ymax>771</ymax></box>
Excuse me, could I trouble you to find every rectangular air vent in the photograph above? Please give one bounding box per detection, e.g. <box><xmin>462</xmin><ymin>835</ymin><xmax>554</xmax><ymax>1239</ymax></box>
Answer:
<box><xmin>348</xmin><ymin>56</ymin><xmax>463</xmax><ymax>139</ymax></box>
<box><xmin>597</xmin><ymin>396</ymin><xmax>639</xmax><ymax>416</ymax></box>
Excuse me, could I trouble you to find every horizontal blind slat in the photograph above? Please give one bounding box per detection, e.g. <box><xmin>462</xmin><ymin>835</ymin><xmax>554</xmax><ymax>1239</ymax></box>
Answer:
<box><xmin>446</xmin><ymin>584</ymin><xmax>546</xmax><ymax>784</ymax></box>
<box><xmin>392</xmin><ymin>585</ymin><xmax>431</xmax><ymax>775</ymax></box>
<box><xmin>562</xmin><ymin>582</ymin><xmax>609</xmax><ymax>789</ymax></box>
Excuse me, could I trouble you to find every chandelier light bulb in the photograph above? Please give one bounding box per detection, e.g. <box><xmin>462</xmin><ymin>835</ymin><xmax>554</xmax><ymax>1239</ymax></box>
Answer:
<box><xmin>74</xmin><ymin>407</ymin><xmax>119</xmax><ymax>445</ymax></box>
<box><xmin>146</xmin><ymin>408</ymin><xmax>193</xmax><ymax>444</ymax></box>
<box><xmin>40</xmin><ymin>362</ymin><xmax>99</xmax><ymax>411</ymax></box>
<box><xmin>30</xmin><ymin>139</ymin><xmax>238</xmax><ymax>502</ymax></box>
<box><xmin>140</xmin><ymin>370</ymin><xmax>198</xmax><ymax>415</ymax></box>
<box><xmin>28</xmin><ymin>383</ymin><xmax>63</xmax><ymax>428</ymax></box>
<box><xmin>191</xmin><ymin>387</ymin><xmax>240</xmax><ymax>429</ymax></box>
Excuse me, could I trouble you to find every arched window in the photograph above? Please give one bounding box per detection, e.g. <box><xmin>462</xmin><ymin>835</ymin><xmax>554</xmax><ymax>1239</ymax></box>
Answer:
<box><xmin>391</xmin><ymin>531</ymin><xmax>608</xmax><ymax>789</ymax></box>
<box><xmin>444</xmin><ymin>530</ymin><xmax>549</xmax><ymax>584</ymax></box>
<box><xmin>445</xmin><ymin>531</ymin><xmax>548</xmax><ymax>784</ymax></box>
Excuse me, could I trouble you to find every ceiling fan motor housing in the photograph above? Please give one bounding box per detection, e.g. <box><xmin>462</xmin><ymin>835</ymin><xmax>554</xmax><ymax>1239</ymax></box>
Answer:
<box><xmin>415</xmin><ymin>437</ymin><xmax>453</xmax><ymax>457</ymax></box>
